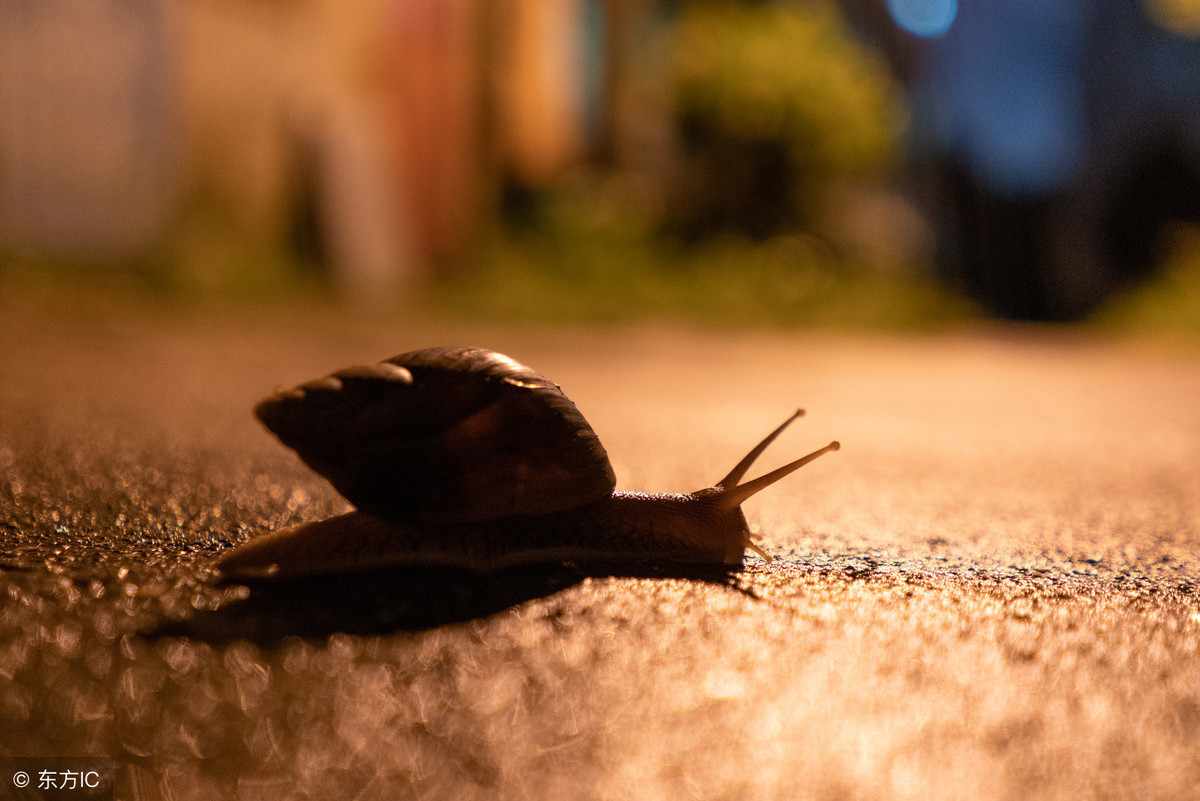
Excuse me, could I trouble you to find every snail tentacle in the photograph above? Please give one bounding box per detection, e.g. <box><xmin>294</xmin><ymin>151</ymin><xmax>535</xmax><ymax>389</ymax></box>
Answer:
<box><xmin>716</xmin><ymin>408</ymin><xmax>805</xmax><ymax>489</ymax></box>
<box><xmin>717</xmin><ymin>441</ymin><xmax>841</xmax><ymax>511</ymax></box>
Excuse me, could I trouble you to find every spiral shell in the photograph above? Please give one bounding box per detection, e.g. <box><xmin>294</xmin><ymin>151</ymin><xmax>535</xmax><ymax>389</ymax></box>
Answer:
<box><xmin>254</xmin><ymin>347</ymin><xmax>616</xmax><ymax>523</ymax></box>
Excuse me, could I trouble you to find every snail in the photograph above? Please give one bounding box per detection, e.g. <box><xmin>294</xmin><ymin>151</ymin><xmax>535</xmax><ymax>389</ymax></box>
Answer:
<box><xmin>216</xmin><ymin>347</ymin><xmax>839</xmax><ymax>581</ymax></box>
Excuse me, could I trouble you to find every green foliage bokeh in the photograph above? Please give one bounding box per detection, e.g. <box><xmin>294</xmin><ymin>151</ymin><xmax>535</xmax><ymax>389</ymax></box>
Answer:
<box><xmin>670</xmin><ymin>1</ymin><xmax>906</xmax><ymax>233</ymax></box>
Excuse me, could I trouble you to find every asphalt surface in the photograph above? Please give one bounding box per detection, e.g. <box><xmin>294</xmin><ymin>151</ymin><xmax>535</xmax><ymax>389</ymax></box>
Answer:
<box><xmin>2</xmin><ymin>287</ymin><xmax>1199</xmax><ymax>800</ymax></box>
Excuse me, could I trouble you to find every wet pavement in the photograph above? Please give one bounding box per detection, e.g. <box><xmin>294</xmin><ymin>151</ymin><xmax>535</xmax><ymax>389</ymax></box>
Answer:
<box><xmin>2</xmin><ymin>287</ymin><xmax>1199</xmax><ymax>800</ymax></box>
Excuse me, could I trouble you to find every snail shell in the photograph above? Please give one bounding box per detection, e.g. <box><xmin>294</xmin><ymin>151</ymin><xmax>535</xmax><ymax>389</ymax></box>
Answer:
<box><xmin>217</xmin><ymin>347</ymin><xmax>839</xmax><ymax>581</ymax></box>
<box><xmin>253</xmin><ymin>347</ymin><xmax>615</xmax><ymax>523</ymax></box>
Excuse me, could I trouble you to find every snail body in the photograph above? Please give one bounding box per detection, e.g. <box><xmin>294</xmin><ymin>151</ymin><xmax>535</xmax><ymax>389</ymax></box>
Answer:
<box><xmin>217</xmin><ymin>347</ymin><xmax>839</xmax><ymax>581</ymax></box>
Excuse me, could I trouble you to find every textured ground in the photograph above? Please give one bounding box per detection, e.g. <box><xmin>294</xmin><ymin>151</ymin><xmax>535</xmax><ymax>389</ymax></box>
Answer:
<box><xmin>2</xmin><ymin>287</ymin><xmax>1199</xmax><ymax>800</ymax></box>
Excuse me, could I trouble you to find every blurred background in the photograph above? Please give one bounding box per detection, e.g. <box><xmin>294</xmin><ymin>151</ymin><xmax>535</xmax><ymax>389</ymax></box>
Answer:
<box><xmin>2</xmin><ymin>0</ymin><xmax>1200</xmax><ymax>330</ymax></box>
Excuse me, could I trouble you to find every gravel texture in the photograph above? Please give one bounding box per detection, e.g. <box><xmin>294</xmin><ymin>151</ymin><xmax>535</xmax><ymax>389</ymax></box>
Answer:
<box><xmin>2</xmin><ymin>288</ymin><xmax>1199</xmax><ymax>800</ymax></box>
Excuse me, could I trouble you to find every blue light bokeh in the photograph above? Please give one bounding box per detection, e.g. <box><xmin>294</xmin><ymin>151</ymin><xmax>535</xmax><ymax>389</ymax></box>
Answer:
<box><xmin>887</xmin><ymin>0</ymin><xmax>958</xmax><ymax>37</ymax></box>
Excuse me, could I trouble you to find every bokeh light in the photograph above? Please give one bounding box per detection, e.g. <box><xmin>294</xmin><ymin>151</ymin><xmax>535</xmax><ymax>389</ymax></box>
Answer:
<box><xmin>1146</xmin><ymin>0</ymin><xmax>1200</xmax><ymax>37</ymax></box>
<box><xmin>886</xmin><ymin>0</ymin><xmax>957</xmax><ymax>37</ymax></box>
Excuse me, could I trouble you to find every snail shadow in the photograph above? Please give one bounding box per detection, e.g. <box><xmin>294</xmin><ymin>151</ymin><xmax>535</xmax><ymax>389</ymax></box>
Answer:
<box><xmin>153</xmin><ymin>561</ymin><xmax>748</xmax><ymax>645</ymax></box>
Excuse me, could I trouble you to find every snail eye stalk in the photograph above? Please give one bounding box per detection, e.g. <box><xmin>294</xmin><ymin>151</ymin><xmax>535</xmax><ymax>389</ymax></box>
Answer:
<box><xmin>717</xmin><ymin>409</ymin><xmax>806</xmax><ymax>489</ymax></box>
<box><xmin>720</xmin><ymin>440</ymin><xmax>840</xmax><ymax>510</ymax></box>
<box><xmin>713</xmin><ymin>410</ymin><xmax>839</xmax><ymax>510</ymax></box>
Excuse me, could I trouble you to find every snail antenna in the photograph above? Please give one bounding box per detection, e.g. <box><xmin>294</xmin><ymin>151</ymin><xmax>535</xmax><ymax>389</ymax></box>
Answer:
<box><xmin>719</xmin><ymin>441</ymin><xmax>840</xmax><ymax>510</ymax></box>
<box><xmin>717</xmin><ymin>409</ymin><xmax>805</xmax><ymax>489</ymax></box>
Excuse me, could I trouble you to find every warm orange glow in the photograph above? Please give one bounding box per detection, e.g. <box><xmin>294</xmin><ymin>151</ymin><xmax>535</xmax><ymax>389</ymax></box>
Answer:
<box><xmin>1146</xmin><ymin>0</ymin><xmax>1200</xmax><ymax>36</ymax></box>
